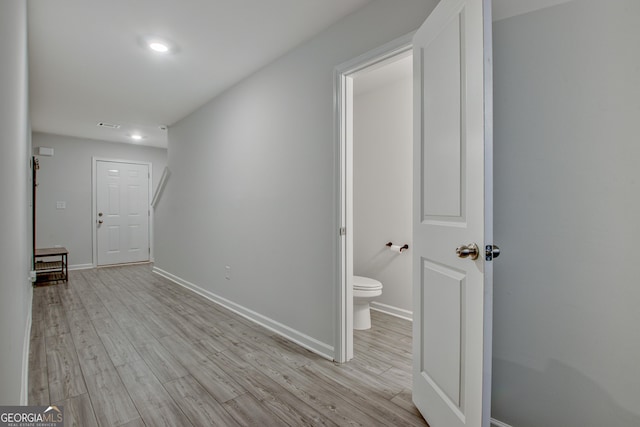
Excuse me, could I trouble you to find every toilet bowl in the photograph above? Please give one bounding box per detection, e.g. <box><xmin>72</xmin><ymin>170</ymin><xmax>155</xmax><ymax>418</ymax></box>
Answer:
<box><xmin>353</xmin><ymin>275</ymin><xmax>383</xmax><ymax>330</ymax></box>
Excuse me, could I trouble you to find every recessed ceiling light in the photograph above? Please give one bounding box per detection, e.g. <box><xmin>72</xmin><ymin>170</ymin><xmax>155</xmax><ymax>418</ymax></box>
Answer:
<box><xmin>131</xmin><ymin>134</ymin><xmax>143</xmax><ymax>141</ymax></box>
<box><xmin>138</xmin><ymin>35</ymin><xmax>179</xmax><ymax>55</ymax></box>
<box><xmin>149</xmin><ymin>42</ymin><xmax>169</xmax><ymax>53</ymax></box>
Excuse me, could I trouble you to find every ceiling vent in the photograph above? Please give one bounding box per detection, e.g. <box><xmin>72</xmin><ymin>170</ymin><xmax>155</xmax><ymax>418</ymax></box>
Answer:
<box><xmin>97</xmin><ymin>122</ymin><xmax>121</xmax><ymax>129</ymax></box>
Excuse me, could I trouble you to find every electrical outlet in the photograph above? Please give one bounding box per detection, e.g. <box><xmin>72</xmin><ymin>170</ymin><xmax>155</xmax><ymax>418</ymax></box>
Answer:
<box><xmin>225</xmin><ymin>265</ymin><xmax>231</xmax><ymax>280</ymax></box>
<box><xmin>29</xmin><ymin>271</ymin><xmax>37</xmax><ymax>282</ymax></box>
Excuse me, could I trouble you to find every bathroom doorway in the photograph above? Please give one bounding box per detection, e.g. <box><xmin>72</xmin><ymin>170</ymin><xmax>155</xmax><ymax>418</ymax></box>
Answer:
<box><xmin>335</xmin><ymin>36</ymin><xmax>414</xmax><ymax>363</ymax></box>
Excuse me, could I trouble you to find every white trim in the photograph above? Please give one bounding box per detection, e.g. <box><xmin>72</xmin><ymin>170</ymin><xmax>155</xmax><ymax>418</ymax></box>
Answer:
<box><xmin>334</xmin><ymin>32</ymin><xmax>414</xmax><ymax>364</ymax></box>
<box><xmin>334</xmin><ymin>64</ymin><xmax>353</xmax><ymax>363</ymax></box>
<box><xmin>370</xmin><ymin>302</ymin><xmax>413</xmax><ymax>321</ymax></box>
<box><xmin>491</xmin><ymin>418</ymin><xmax>513</xmax><ymax>427</ymax></box>
<box><xmin>69</xmin><ymin>263</ymin><xmax>94</xmax><ymax>271</ymax></box>
<box><xmin>483</xmin><ymin>1</ymin><xmax>495</xmax><ymax>426</ymax></box>
<box><xmin>20</xmin><ymin>287</ymin><xmax>32</xmax><ymax>405</ymax></box>
<box><xmin>92</xmin><ymin>157</ymin><xmax>153</xmax><ymax>268</ymax></box>
<box><xmin>152</xmin><ymin>267</ymin><xmax>335</xmax><ymax>361</ymax></box>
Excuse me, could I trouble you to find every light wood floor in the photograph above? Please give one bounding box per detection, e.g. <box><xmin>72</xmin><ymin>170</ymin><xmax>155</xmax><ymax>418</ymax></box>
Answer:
<box><xmin>29</xmin><ymin>264</ymin><xmax>427</xmax><ymax>427</ymax></box>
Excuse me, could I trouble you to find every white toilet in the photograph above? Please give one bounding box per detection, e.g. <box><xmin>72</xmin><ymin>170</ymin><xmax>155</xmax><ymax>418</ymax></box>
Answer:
<box><xmin>353</xmin><ymin>275</ymin><xmax>383</xmax><ymax>330</ymax></box>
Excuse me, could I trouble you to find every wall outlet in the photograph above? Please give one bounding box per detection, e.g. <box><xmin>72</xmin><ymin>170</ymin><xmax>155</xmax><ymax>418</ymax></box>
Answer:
<box><xmin>225</xmin><ymin>265</ymin><xmax>231</xmax><ymax>280</ymax></box>
<box><xmin>56</xmin><ymin>201</ymin><xmax>66</xmax><ymax>209</ymax></box>
<box><xmin>29</xmin><ymin>271</ymin><xmax>37</xmax><ymax>282</ymax></box>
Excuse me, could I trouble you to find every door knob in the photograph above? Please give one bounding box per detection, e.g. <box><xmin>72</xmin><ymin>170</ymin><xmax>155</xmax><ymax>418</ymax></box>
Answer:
<box><xmin>456</xmin><ymin>243</ymin><xmax>479</xmax><ymax>260</ymax></box>
<box><xmin>98</xmin><ymin>212</ymin><xmax>103</xmax><ymax>217</ymax></box>
<box><xmin>98</xmin><ymin>219</ymin><xmax>103</xmax><ymax>224</ymax></box>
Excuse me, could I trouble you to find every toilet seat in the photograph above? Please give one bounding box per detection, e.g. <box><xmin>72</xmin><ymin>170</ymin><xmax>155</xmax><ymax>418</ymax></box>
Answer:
<box><xmin>353</xmin><ymin>275</ymin><xmax>383</xmax><ymax>291</ymax></box>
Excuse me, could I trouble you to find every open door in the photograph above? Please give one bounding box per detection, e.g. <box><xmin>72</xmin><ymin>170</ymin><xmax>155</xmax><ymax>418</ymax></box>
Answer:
<box><xmin>412</xmin><ymin>0</ymin><xmax>494</xmax><ymax>426</ymax></box>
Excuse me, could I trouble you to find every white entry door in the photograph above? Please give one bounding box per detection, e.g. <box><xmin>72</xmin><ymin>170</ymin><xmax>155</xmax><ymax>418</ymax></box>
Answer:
<box><xmin>96</xmin><ymin>160</ymin><xmax>150</xmax><ymax>266</ymax></box>
<box><xmin>412</xmin><ymin>0</ymin><xmax>494</xmax><ymax>426</ymax></box>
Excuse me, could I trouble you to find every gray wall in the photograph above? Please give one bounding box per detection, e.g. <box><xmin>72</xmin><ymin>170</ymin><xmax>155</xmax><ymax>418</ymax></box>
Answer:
<box><xmin>353</xmin><ymin>73</ymin><xmax>413</xmax><ymax>316</ymax></box>
<box><xmin>0</xmin><ymin>0</ymin><xmax>32</xmax><ymax>404</ymax></box>
<box><xmin>492</xmin><ymin>1</ymin><xmax>640</xmax><ymax>425</ymax></box>
<box><xmin>33</xmin><ymin>132</ymin><xmax>167</xmax><ymax>267</ymax></box>
<box><xmin>154</xmin><ymin>0</ymin><xmax>438</xmax><ymax>352</ymax></box>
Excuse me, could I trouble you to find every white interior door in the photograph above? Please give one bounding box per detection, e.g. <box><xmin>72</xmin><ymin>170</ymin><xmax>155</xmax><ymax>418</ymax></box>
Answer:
<box><xmin>412</xmin><ymin>0</ymin><xmax>493</xmax><ymax>426</ymax></box>
<box><xmin>96</xmin><ymin>160</ymin><xmax>150</xmax><ymax>266</ymax></box>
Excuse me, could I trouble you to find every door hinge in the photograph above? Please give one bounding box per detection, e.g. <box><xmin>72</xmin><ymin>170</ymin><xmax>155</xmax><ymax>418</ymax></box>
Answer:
<box><xmin>339</xmin><ymin>227</ymin><xmax>346</xmax><ymax>236</ymax></box>
<box><xmin>485</xmin><ymin>244</ymin><xmax>501</xmax><ymax>261</ymax></box>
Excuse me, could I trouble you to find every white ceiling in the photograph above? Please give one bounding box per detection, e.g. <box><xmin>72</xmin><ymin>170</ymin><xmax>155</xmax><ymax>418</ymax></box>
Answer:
<box><xmin>28</xmin><ymin>0</ymin><xmax>575</xmax><ymax>149</ymax></box>
<box><xmin>28</xmin><ymin>0</ymin><xmax>372</xmax><ymax>148</ymax></box>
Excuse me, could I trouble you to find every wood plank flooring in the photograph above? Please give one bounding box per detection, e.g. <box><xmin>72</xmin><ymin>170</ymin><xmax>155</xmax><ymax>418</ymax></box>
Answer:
<box><xmin>29</xmin><ymin>264</ymin><xmax>427</xmax><ymax>427</ymax></box>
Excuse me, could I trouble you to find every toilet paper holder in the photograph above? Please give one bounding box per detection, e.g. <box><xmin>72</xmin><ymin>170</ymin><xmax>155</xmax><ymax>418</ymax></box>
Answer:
<box><xmin>386</xmin><ymin>242</ymin><xmax>409</xmax><ymax>253</ymax></box>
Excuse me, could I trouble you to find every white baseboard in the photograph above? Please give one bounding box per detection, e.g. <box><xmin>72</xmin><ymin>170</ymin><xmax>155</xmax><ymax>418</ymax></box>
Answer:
<box><xmin>69</xmin><ymin>263</ymin><xmax>94</xmax><ymax>271</ymax></box>
<box><xmin>370</xmin><ymin>301</ymin><xmax>413</xmax><ymax>321</ymax></box>
<box><xmin>152</xmin><ymin>267</ymin><xmax>335</xmax><ymax>361</ymax></box>
<box><xmin>20</xmin><ymin>285</ymin><xmax>33</xmax><ymax>405</ymax></box>
<box><xmin>491</xmin><ymin>418</ymin><xmax>513</xmax><ymax>427</ymax></box>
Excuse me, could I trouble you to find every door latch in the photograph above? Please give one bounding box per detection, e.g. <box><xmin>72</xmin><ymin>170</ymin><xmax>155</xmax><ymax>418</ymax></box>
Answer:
<box><xmin>485</xmin><ymin>245</ymin><xmax>500</xmax><ymax>261</ymax></box>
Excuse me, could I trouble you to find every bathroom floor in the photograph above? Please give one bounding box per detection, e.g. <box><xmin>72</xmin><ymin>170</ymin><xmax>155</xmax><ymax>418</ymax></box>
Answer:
<box><xmin>354</xmin><ymin>309</ymin><xmax>413</xmax><ymax>383</ymax></box>
<box><xmin>28</xmin><ymin>264</ymin><xmax>426</xmax><ymax>426</ymax></box>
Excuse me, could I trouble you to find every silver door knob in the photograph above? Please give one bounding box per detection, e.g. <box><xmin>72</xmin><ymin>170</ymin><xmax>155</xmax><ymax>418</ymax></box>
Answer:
<box><xmin>98</xmin><ymin>219</ymin><xmax>103</xmax><ymax>224</ymax></box>
<box><xmin>456</xmin><ymin>243</ymin><xmax>479</xmax><ymax>260</ymax></box>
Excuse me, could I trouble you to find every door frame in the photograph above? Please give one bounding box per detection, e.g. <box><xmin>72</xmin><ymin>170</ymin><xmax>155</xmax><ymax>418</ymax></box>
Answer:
<box><xmin>334</xmin><ymin>33</ymin><xmax>413</xmax><ymax>363</ymax></box>
<box><xmin>92</xmin><ymin>157</ymin><xmax>153</xmax><ymax>268</ymax></box>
